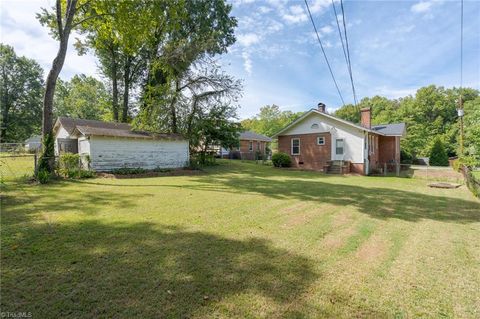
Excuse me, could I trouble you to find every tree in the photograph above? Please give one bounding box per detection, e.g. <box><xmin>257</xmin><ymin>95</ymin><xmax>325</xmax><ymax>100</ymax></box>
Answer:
<box><xmin>241</xmin><ymin>105</ymin><xmax>302</xmax><ymax>137</ymax></box>
<box><xmin>74</xmin><ymin>0</ymin><xmax>159</xmax><ymax>122</ymax></box>
<box><xmin>0</xmin><ymin>44</ymin><xmax>44</xmax><ymax>143</ymax></box>
<box><xmin>54</xmin><ymin>74</ymin><xmax>110</xmax><ymax>120</ymax></box>
<box><xmin>36</xmin><ymin>0</ymin><xmax>87</xmax><ymax>171</ymax></box>
<box><xmin>429</xmin><ymin>137</ymin><xmax>449</xmax><ymax>166</ymax></box>
<box><xmin>137</xmin><ymin>58</ymin><xmax>242</xmax><ymax>152</ymax></box>
<box><xmin>142</xmin><ymin>0</ymin><xmax>237</xmax><ymax>133</ymax></box>
<box><xmin>462</xmin><ymin>97</ymin><xmax>480</xmax><ymax>159</ymax></box>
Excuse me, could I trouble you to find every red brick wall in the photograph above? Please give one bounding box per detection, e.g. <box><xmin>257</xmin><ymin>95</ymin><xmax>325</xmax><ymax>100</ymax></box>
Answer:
<box><xmin>378</xmin><ymin>136</ymin><xmax>400</xmax><ymax>164</ymax></box>
<box><xmin>237</xmin><ymin>140</ymin><xmax>267</xmax><ymax>160</ymax></box>
<box><xmin>350</xmin><ymin>163</ymin><xmax>365</xmax><ymax>174</ymax></box>
<box><xmin>278</xmin><ymin>133</ymin><xmax>331</xmax><ymax>170</ymax></box>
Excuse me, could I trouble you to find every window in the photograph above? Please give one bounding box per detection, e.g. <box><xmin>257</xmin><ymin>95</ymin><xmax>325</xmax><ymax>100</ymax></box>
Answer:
<box><xmin>311</xmin><ymin>123</ymin><xmax>319</xmax><ymax>129</ymax></box>
<box><xmin>236</xmin><ymin>145</ymin><xmax>240</xmax><ymax>151</ymax></box>
<box><xmin>317</xmin><ymin>136</ymin><xmax>325</xmax><ymax>145</ymax></box>
<box><xmin>291</xmin><ymin>138</ymin><xmax>300</xmax><ymax>155</ymax></box>
<box><xmin>336</xmin><ymin>139</ymin><xmax>344</xmax><ymax>155</ymax></box>
<box><xmin>257</xmin><ymin>141</ymin><xmax>260</xmax><ymax>150</ymax></box>
<box><xmin>249</xmin><ymin>141</ymin><xmax>253</xmax><ymax>152</ymax></box>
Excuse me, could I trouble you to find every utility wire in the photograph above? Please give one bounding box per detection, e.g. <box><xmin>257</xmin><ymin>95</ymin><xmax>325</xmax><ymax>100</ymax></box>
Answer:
<box><xmin>304</xmin><ymin>0</ymin><xmax>346</xmax><ymax>106</ymax></box>
<box><xmin>340</xmin><ymin>0</ymin><xmax>358</xmax><ymax>105</ymax></box>
<box><xmin>332</xmin><ymin>0</ymin><xmax>349</xmax><ymax>76</ymax></box>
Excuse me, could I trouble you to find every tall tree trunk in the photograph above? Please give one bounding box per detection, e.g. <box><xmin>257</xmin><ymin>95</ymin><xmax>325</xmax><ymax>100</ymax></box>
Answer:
<box><xmin>111</xmin><ymin>47</ymin><xmax>119</xmax><ymax>122</ymax></box>
<box><xmin>121</xmin><ymin>56</ymin><xmax>131</xmax><ymax>122</ymax></box>
<box><xmin>40</xmin><ymin>0</ymin><xmax>78</xmax><ymax>172</ymax></box>
<box><xmin>169</xmin><ymin>80</ymin><xmax>180</xmax><ymax>133</ymax></box>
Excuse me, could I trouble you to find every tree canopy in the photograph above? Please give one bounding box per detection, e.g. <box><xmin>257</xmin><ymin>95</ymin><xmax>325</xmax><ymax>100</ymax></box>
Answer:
<box><xmin>241</xmin><ymin>105</ymin><xmax>302</xmax><ymax>137</ymax></box>
<box><xmin>0</xmin><ymin>44</ymin><xmax>44</xmax><ymax>142</ymax></box>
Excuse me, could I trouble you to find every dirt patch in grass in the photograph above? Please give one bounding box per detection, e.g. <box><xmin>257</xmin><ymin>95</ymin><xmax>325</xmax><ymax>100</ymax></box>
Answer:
<box><xmin>355</xmin><ymin>235</ymin><xmax>388</xmax><ymax>263</ymax></box>
<box><xmin>97</xmin><ymin>168</ymin><xmax>203</xmax><ymax>179</ymax></box>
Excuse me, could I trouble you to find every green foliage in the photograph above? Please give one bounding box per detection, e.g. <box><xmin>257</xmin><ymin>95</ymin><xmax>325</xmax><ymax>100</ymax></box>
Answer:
<box><xmin>58</xmin><ymin>153</ymin><xmax>95</xmax><ymax>179</ymax></box>
<box><xmin>37</xmin><ymin>169</ymin><xmax>51</xmax><ymax>184</ymax></box>
<box><xmin>429</xmin><ymin>137</ymin><xmax>449</xmax><ymax>166</ymax></box>
<box><xmin>241</xmin><ymin>105</ymin><xmax>302</xmax><ymax>138</ymax></box>
<box><xmin>111</xmin><ymin>167</ymin><xmax>147</xmax><ymax>175</ymax></box>
<box><xmin>462</xmin><ymin>97</ymin><xmax>480</xmax><ymax>158</ymax></box>
<box><xmin>54</xmin><ymin>74</ymin><xmax>111</xmax><ymax>120</ymax></box>
<box><xmin>458</xmin><ymin>155</ymin><xmax>479</xmax><ymax>169</ymax></box>
<box><xmin>37</xmin><ymin>134</ymin><xmax>55</xmax><ymax>174</ymax></box>
<box><xmin>272</xmin><ymin>152</ymin><xmax>292</xmax><ymax>168</ymax></box>
<box><xmin>58</xmin><ymin>153</ymin><xmax>80</xmax><ymax>178</ymax></box>
<box><xmin>0</xmin><ymin>44</ymin><xmax>44</xmax><ymax>142</ymax></box>
<box><xmin>190</xmin><ymin>153</ymin><xmax>217</xmax><ymax>168</ymax></box>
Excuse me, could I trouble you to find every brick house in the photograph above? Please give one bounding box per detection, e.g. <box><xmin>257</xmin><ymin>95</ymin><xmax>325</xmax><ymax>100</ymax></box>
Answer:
<box><xmin>221</xmin><ymin>131</ymin><xmax>272</xmax><ymax>160</ymax></box>
<box><xmin>272</xmin><ymin>103</ymin><xmax>406</xmax><ymax>174</ymax></box>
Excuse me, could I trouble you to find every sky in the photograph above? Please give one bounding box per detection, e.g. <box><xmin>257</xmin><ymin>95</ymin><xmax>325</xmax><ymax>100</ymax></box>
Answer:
<box><xmin>1</xmin><ymin>0</ymin><xmax>479</xmax><ymax>118</ymax></box>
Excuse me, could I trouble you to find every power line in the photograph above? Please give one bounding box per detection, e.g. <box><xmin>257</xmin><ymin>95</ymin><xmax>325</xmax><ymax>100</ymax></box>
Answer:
<box><xmin>340</xmin><ymin>0</ymin><xmax>358</xmax><ymax>105</ymax></box>
<box><xmin>304</xmin><ymin>0</ymin><xmax>346</xmax><ymax>106</ymax></box>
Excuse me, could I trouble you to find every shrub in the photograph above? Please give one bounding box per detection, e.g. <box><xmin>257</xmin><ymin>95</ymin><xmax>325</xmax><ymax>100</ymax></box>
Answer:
<box><xmin>58</xmin><ymin>153</ymin><xmax>81</xmax><ymax>178</ymax></box>
<box><xmin>272</xmin><ymin>152</ymin><xmax>291</xmax><ymax>168</ymax></box>
<box><xmin>400</xmin><ymin>149</ymin><xmax>413</xmax><ymax>164</ymax></box>
<box><xmin>37</xmin><ymin>169</ymin><xmax>51</xmax><ymax>184</ymax></box>
<box><xmin>78</xmin><ymin>170</ymin><xmax>96</xmax><ymax>178</ymax></box>
<box><xmin>111</xmin><ymin>167</ymin><xmax>147</xmax><ymax>175</ymax></box>
<box><xmin>429</xmin><ymin>138</ymin><xmax>449</xmax><ymax>166</ymax></box>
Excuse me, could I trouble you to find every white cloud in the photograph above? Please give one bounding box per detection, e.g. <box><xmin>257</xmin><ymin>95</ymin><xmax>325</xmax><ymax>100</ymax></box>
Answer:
<box><xmin>242</xmin><ymin>52</ymin><xmax>253</xmax><ymax>75</ymax></box>
<box><xmin>258</xmin><ymin>6</ymin><xmax>272</xmax><ymax>14</ymax></box>
<box><xmin>411</xmin><ymin>1</ymin><xmax>433</xmax><ymax>13</ymax></box>
<box><xmin>320</xmin><ymin>25</ymin><xmax>333</xmax><ymax>35</ymax></box>
<box><xmin>310</xmin><ymin>0</ymin><xmax>337</xmax><ymax>14</ymax></box>
<box><xmin>237</xmin><ymin>33</ymin><xmax>261</xmax><ymax>47</ymax></box>
<box><xmin>0</xmin><ymin>1</ymin><xmax>99</xmax><ymax>80</ymax></box>
<box><xmin>282</xmin><ymin>5</ymin><xmax>308</xmax><ymax>24</ymax></box>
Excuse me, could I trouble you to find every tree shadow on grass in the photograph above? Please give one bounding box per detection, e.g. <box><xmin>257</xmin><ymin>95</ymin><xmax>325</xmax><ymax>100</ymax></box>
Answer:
<box><xmin>186</xmin><ymin>174</ymin><xmax>480</xmax><ymax>224</ymax></box>
<box><xmin>2</xmin><ymin>221</ymin><xmax>324</xmax><ymax>318</ymax></box>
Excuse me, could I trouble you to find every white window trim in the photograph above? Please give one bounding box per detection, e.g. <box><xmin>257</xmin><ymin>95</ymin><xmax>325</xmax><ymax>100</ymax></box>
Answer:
<box><xmin>317</xmin><ymin>136</ymin><xmax>325</xmax><ymax>145</ymax></box>
<box><xmin>291</xmin><ymin>138</ymin><xmax>300</xmax><ymax>155</ymax></box>
<box><xmin>248</xmin><ymin>141</ymin><xmax>253</xmax><ymax>152</ymax></box>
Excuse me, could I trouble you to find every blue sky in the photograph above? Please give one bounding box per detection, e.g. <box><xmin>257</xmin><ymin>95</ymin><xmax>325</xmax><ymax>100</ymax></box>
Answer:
<box><xmin>1</xmin><ymin>0</ymin><xmax>479</xmax><ymax>118</ymax></box>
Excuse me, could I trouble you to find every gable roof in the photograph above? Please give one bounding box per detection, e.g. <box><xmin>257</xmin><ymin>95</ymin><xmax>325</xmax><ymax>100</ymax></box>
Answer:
<box><xmin>372</xmin><ymin>123</ymin><xmax>406</xmax><ymax>136</ymax></box>
<box><xmin>272</xmin><ymin>109</ymin><xmax>405</xmax><ymax>138</ymax></box>
<box><xmin>55</xmin><ymin>117</ymin><xmax>184</xmax><ymax>140</ymax></box>
<box><xmin>239</xmin><ymin>131</ymin><xmax>272</xmax><ymax>142</ymax></box>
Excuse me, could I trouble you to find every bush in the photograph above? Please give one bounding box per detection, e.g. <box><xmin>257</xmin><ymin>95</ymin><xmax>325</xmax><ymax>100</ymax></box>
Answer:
<box><xmin>37</xmin><ymin>169</ymin><xmax>51</xmax><ymax>184</ymax></box>
<box><xmin>58</xmin><ymin>153</ymin><xmax>80</xmax><ymax>178</ymax></box>
<box><xmin>429</xmin><ymin>138</ymin><xmax>449</xmax><ymax>166</ymax></box>
<box><xmin>272</xmin><ymin>152</ymin><xmax>291</xmax><ymax>168</ymax></box>
<box><xmin>112</xmin><ymin>167</ymin><xmax>147</xmax><ymax>175</ymax></box>
<box><xmin>400</xmin><ymin>149</ymin><xmax>413</xmax><ymax>164</ymax></box>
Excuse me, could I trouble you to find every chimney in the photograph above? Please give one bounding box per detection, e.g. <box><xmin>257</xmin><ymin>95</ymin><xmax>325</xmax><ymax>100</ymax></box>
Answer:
<box><xmin>360</xmin><ymin>107</ymin><xmax>371</xmax><ymax>129</ymax></box>
<box><xmin>317</xmin><ymin>102</ymin><xmax>326</xmax><ymax>113</ymax></box>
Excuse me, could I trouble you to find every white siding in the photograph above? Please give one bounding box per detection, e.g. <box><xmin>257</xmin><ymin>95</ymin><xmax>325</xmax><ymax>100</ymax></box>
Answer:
<box><xmin>78</xmin><ymin>137</ymin><xmax>90</xmax><ymax>155</ymax></box>
<box><xmin>89</xmin><ymin>136</ymin><xmax>189</xmax><ymax>171</ymax></box>
<box><xmin>281</xmin><ymin>112</ymin><xmax>366</xmax><ymax>163</ymax></box>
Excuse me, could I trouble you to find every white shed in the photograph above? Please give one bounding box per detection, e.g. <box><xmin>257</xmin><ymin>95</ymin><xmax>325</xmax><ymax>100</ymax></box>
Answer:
<box><xmin>53</xmin><ymin>117</ymin><xmax>189</xmax><ymax>171</ymax></box>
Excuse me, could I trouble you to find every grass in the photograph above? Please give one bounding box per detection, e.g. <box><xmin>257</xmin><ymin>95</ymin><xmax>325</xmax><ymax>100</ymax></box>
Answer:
<box><xmin>1</xmin><ymin>160</ymin><xmax>479</xmax><ymax>318</ymax></box>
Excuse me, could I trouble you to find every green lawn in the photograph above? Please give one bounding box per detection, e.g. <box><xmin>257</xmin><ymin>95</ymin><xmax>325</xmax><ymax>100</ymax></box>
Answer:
<box><xmin>1</xmin><ymin>160</ymin><xmax>479</xmax><ymax>318</ymax></box>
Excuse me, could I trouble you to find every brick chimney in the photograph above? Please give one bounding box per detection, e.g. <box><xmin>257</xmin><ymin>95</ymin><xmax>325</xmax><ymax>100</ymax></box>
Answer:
<box><xmin>360</xmin><ymin>107</ymin><xmax>371</xmax><ymax>129</ymax></box>
<box><xmin>317</xmin><ymin>102</ymin><xmax>326</xmax><ymax>113</ymax></box>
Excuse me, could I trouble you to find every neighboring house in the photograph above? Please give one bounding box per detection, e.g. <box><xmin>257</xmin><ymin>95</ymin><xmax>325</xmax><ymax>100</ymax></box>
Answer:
<box><xmin>222</xmin><ymin>131</ymin><xmax>272</xmax><ymax>160</ymax></box>
<box><xmin>53</xmin><ymin>117</ymin><xmax>189</xmax><ymax>171</ymax></box>
<box><xmin>24</xmin><ymin>135</ymin><xmax>42</xmax><ymax>152</ymax></box>
<box><xmin>272</xmin><ymin>103</ymin><xmax>406</xmax><ymax>175</ymax></box>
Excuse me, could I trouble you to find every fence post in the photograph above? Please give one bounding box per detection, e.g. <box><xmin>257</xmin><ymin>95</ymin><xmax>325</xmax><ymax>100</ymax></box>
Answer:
<box><xmin>34</xmin><ymin>153</ymin><xmax>38</xmax><ymax>175</ymax></box>
<box><xmin>396</xmin><ymin>162</ymin><xmax>400</xmax><ymax>177</ymax></box>
<box><xmin>384</xmin><ymin>163</ymin><xmax>387</xmax><ymax>176</ymax></box>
